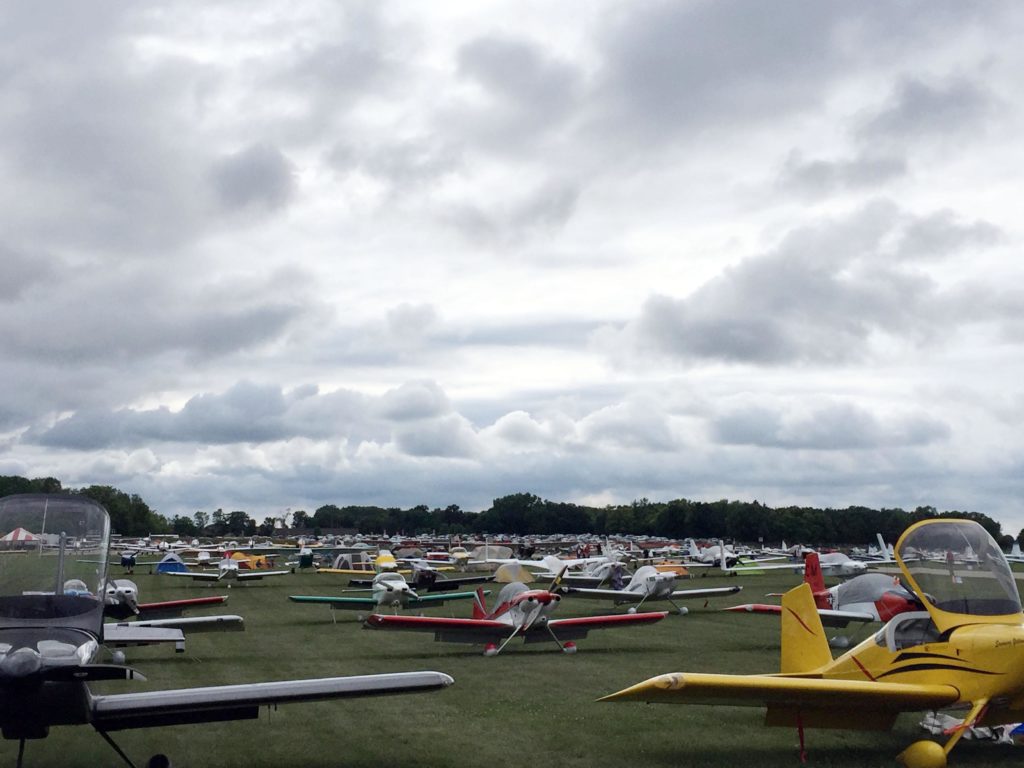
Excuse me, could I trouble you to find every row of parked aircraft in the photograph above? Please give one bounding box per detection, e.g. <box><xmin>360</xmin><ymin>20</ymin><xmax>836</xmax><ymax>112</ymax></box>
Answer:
<box><xmin>6</xmin><ymin>493</ymin><xmax>1023</xmax><ymax>768</ymax></box>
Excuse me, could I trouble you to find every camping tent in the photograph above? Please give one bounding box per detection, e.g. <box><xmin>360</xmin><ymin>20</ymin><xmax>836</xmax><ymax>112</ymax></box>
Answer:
<box><xmin>155</xmin><ymin>552</ymin><xmax>188</xmax><ymax>574</ymax></box>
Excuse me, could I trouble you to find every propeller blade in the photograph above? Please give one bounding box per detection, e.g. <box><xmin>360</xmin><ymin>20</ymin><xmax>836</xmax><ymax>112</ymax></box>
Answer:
<box><xmin>547</xmin><ymin>565</ymin><xmax>569</xmax><ymax>594</ymax></box>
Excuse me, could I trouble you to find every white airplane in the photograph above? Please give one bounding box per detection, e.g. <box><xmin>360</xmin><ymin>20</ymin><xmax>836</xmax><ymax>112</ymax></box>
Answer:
<box><xmin>164</xmin><ymin>558</ymin><xmax>292</xmax><ymax>583</ymax></box>
<box><xmin>100</xmin><ymin>579</ymin><xmax>244</xmax><ymax>658</ymax></box>
<box><xmin>564</xmin><ymin>565</ymin><xmax>742</xmax><ymax>614</ymax></box>
<box><xmin>815</xmin><ymin>552</ymin><xmax>870</xmax><ymax>577</ymax></box>
<box><xmin>288</xmin><ymin>572</ymin><xmax>482</xmax><ymax>619</ymax></box>
<box><xmin>1005</xmin><ymin>541</ymin><xmax>1024</xmax><ymax>563</ymax></box>
<box><xmin>683</xmin><ymin>540</ymin><xmax>797</xmax><ymax>576</ymax></box>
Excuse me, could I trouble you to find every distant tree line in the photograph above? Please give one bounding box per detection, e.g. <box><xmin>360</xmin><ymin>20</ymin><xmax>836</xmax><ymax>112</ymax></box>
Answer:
<box><xmin>0</xmin><ymin>475</ymin><xmax>1013</xmax><ymax>547</ymax></box>
<box><xmin>310</xmin><ymin>493</ymin><xmax>1008</xmax><ymax>548</ymax></box>
<box><xmin>0</xmin><ymin>475</ymin><xmax>167</xmax><ymax>537</ymax></box>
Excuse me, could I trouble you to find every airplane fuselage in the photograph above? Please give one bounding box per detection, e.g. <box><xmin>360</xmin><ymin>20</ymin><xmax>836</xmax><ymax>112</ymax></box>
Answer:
<box><xmin>811</xmin><ymin>619</ymin><xmax>1024</xmax><ymax>725</ymax></box>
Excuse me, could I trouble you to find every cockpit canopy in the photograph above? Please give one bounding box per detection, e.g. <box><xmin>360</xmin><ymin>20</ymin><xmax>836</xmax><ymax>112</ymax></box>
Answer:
<box><xmin>0</xmin><ymin>495</ymin><xmax>110</xmax><ymax>631</ymax></box>
<box><xmin>896</xmin><ymin>519</ymin><xmax>1022</xmax><ymax>632</ymax></box>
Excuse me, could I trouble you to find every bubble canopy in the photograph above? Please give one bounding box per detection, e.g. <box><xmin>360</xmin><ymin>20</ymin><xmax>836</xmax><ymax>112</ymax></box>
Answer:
<box><xmin>0</xmin><ymin>494</ymin><xmax>110</xmax><ymax>629</ymax></box>
<box><xmin>897</xmin><ymin>519</ymin><xmax>1022</xmax><ymax>628</ymax></box>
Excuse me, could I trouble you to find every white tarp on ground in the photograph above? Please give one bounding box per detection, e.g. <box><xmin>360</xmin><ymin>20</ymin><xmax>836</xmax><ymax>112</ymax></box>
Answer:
<box><xmin>920</xmin><ymin>712</ymin><xmax>1022</xmax><ymax>744</ymax></box>
<box><xmin>493</xmin><ymin>562</ymin><xmax>533</xmax><ymax>583</ymax></box>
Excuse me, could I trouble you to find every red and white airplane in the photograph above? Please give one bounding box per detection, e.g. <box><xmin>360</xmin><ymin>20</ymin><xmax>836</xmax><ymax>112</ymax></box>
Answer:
<box><xmin>101</xmin><ymin>579</ymin><xmax>244</xmax><ymax>658</ymax></box>
<box><xmin>723</xmin><ymin>551</ymin><xmax>922</xmax><ymax>644</ymax></box>
<box><xmin>364</xmin><ymin>573</ymin><xmax>666</xmax><ymax>656</ymax></box>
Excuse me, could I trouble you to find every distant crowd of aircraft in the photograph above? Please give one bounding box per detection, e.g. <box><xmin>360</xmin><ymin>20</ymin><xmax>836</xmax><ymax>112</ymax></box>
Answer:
<box><xmin>2</xmin><ymin>493</ymin><xmax>1023</xmax><ymax>767</ymax></box>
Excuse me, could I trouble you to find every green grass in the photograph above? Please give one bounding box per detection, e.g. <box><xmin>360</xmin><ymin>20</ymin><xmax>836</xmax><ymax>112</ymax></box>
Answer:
<box><xmin>4</xmin><ymin>567</ymin><xmax>1021</xmax><ymax>767</ymax></box>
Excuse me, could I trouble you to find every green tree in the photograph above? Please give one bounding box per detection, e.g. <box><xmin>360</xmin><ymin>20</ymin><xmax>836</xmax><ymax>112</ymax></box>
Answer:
<box><xmin>193</xmin><ymin>510</ymin><xmax>209</xmax><ymax>532</ymax></box>
<box><xmin>171</xmin><ymin>515</ymin><xmax>197</xmax><ymax>537</ymax></box>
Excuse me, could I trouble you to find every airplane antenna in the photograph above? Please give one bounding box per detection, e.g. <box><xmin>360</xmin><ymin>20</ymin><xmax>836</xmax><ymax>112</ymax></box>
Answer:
<box><xmin>55</xmin><ymin>532</ymin><xmax>67</xmax><ymax>595</ymax></box>
<box><xmin>38</xmin><ymin>497</ymin><xmax>49</xmax><ymax>558</ymax></box>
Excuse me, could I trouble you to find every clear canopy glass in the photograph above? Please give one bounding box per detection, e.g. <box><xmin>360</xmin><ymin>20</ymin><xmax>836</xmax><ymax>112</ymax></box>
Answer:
<box><xmin>897</xmin><ymin>520</ymin><xmax>1021</xmax><ymax>618</ymax></box>
<box><xmin>0</xmin><ymin>495</ymin><xmax>110</xmax><ymax>624</ymax></box>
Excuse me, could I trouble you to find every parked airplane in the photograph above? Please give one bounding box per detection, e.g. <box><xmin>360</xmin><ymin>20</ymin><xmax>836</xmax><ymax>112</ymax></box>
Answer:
<box><xmin>163</xmin><ymin>558</ymin><xmax>291</xmax><ymax>583</ymax></box>
<box><xmin>101</xmin><ymin>580</ymin><xmax>243</xmax><ymax>658</ymax></box>
<box><xmin>723</xmin><ymin>551</ymin><xmax>922</xmax><ymax>646</ymax></box>
<box><xmin>348</xmin><ymin>564</ymin><xmax>492</xmax><ymax>593</ymax></box>
<box><xmin>288</xmin><ymin>572</ymin><xmax>483</xmax><ymax>619</ymax></box>
<box><xmin>0</xmin><ymin>494</ymin><xmax>453</xmax><ymax>768</ymax></box>
<box><xmin>602</xmin><ymin>518</ymin><xmax>1024</xmax><ymax>768</ymax></box>
<box><xmin>814</xmin><ymin>551</ymin><xmax>870</xmax><ymax>577</ymax></box>
<box><xmin>682</xmin><ymin>539</ymin><xmax>796</xmax><ymax>576</ymax></box>
<box><xmin>564</xmin><ymin>565</ymin><xmax>742</xmax><ymax>614</ymax></box>
<box><xmin>364</xmin><ymin>574</ymin><xmax>667</xmax><ymax>656</ymax></box>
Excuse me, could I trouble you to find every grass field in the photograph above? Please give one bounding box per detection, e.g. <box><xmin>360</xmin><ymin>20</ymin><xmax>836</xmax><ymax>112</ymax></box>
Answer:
<box><xmin>4</xmin><ymin>565</ymin><xmax>1021</xmax><ymax>767</ymax></box>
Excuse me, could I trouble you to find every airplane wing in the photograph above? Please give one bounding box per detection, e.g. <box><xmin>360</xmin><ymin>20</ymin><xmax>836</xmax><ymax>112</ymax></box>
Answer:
<box><xmin>363</xmin><ymin>614</ymin><xmax>514</xmax><ymax>644</ymax></box>
<box><xmin>163</xmin><ymin>571</ymin><xmax>222</xmax><ymax>582</ymax></box>
<box><xmin>564</xmin><ymin>587</ymin><xmax>646</xmax><ymax>603</ymax></box>
<box><xmin>599</xmin><ymin>672</ymin><xmax>959</xmax><ymax>729</ymax></box>
<box><xmin>408</xmin><ymin>590</ymin><xmax>486</xmax><ymax>606</ymax></box>
<box><xmin>346</xmin><ymin>575</ymin><xmax>492</xmax><ymax>591</ymax></box>
<box><xmin>535</xmin><ymin>612</ymin><xmax>667</xmax><ymax>642</ymax></box>
<box><xmin>289</xmin><ymin>595</ymin><xmax>378</xmax><ymax>610</ymax></box>
<box><xmin>103</xmin><ymin>624</ymin><xmax>186</xmax><ymax>648</ymax></box>
<box><xmin>89</xmin><ymin>671</ymin><xmax>454</xmax><ymax>731</ymax></box>
<box><xmin>669</xmin><ymin>586</ymin><xmax>743</xmax><ymax>600</ymax></box>
<box><xmin>723</xmin><ymin>603</ymin><xmax>876</xmax><ymax>628</ymax></box>
<box><xmin>316</xmin><ymin>568</ymin><xmax>413</xmax><ymax>576</ymax></box>
<box><xmin>418</xmin><ymin>575</ymin><xmax>494</xmax><ymax>592</ymax></box>
<box><xmin>683</xmin><ymin>562</ymin><xmax>800</xmax><ymax>575</ymax></box>
<box><xmin>130</xmin><ymin>615</ymin><xmax>245</xmax><ymax>634</ymax></box>
<box><xmin>135</xmin><ymin>595</ymin><xmax>229</xmax><ymax>619</ymax></box>
<box><xmin>235</xmin><ymin>569</ymin><xmax>292</xmax><ymax>581</ymax></box>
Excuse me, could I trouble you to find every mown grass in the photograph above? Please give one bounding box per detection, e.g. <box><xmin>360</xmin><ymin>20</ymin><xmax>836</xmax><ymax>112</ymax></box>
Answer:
<box><xmin>4</xmin><ymin>566</ymin><xmax>1021</xmax><ymax>767</ymax></box>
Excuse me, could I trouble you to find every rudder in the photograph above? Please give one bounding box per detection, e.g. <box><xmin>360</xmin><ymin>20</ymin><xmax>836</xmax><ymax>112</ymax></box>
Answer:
<box><xmin>803</xmin><ymin>552</ymin><xmax>825</xmax><ymax>593</ymax></box>
<box><xmin>472</xmin><ymin>587</ymin><xmax>488</xmax><ymax>620</ymax></box>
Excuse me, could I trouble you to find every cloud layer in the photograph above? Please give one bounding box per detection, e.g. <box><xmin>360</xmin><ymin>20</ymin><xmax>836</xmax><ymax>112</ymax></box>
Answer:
<box><xmin>3</xmin><ymin>1</ymin><xmax>1023</xmax><ymax>530</ymax></box>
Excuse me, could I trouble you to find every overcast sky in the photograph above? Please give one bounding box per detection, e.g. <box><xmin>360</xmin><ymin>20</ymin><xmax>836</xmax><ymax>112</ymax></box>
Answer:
<box><xmin>3</xmin><ymin>1</ymin><xmax>1023</xmax><ymax>532</ymax></box>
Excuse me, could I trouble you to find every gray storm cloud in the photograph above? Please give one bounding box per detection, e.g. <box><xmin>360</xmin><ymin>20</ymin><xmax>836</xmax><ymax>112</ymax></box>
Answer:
<box><xmin>614</xmin><ymin>203</ymin><xmax>1004</xmax><ymax>365</ymax></box>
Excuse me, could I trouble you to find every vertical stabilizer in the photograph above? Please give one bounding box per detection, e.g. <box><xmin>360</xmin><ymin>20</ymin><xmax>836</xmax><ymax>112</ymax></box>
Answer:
<box><xmin>803</xmin><ymin>552</ymin><xmax>825</xmax><ymax>593</ymax></box>
<box><xmin>780</xmin><ymin>583</ymin><xmax>832</xmax><ymax>674</ymax></box>
<box><xmin>472</xmin><ymin>587</ymin><xmax>488</xmax><ymax>620</ymax></box>
<box><xmin>876</xmin><ymin>533</ymin><xmax>888</xmax><ymax>558</ymax></box>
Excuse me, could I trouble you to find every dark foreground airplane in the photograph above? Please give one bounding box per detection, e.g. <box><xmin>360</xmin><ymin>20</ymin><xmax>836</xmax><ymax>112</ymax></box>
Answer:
<box><xmin>0</xmin><ymin>494</ymin><xmax>453</xmax><ymax>767</ymax></box>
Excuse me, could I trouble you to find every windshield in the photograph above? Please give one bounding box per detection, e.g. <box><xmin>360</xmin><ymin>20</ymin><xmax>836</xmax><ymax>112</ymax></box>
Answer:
<box><xmin>898</xmin><ymin>520</ymin><xmax>1020</xmax><ymax>618</ymax></box>
<box><xmin>0</xmin><ymin>495</ymin><xmax>110</xmax><ymax>624</ymax></box>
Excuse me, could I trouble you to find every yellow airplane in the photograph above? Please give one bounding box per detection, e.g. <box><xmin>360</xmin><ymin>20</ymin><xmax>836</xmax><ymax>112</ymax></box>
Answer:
<box><xmin>602</xmin><ymin>518</ymin><xmax>1024</xmax><ymax>768</ymax></box>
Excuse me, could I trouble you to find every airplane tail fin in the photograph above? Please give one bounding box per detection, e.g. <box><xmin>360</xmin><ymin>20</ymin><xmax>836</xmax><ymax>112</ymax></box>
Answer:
<box><xmin>780</xmin><ymin>583</ymin><xmax>832</xmax><ymax>674</ymax></box>
<box><xmin>472</xmin><ymin>587</ymin><xmax>488</xmax><ymax>620</ymax></box>
<box><xmin>876</xmin><ymin>532</ymin><xmax>888</xmax><ymax>557</ymax></box>
<box><xmin>803</xmin><ymin>552</ymin><xmax>825</xmax><ymax>593</ymax></box>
